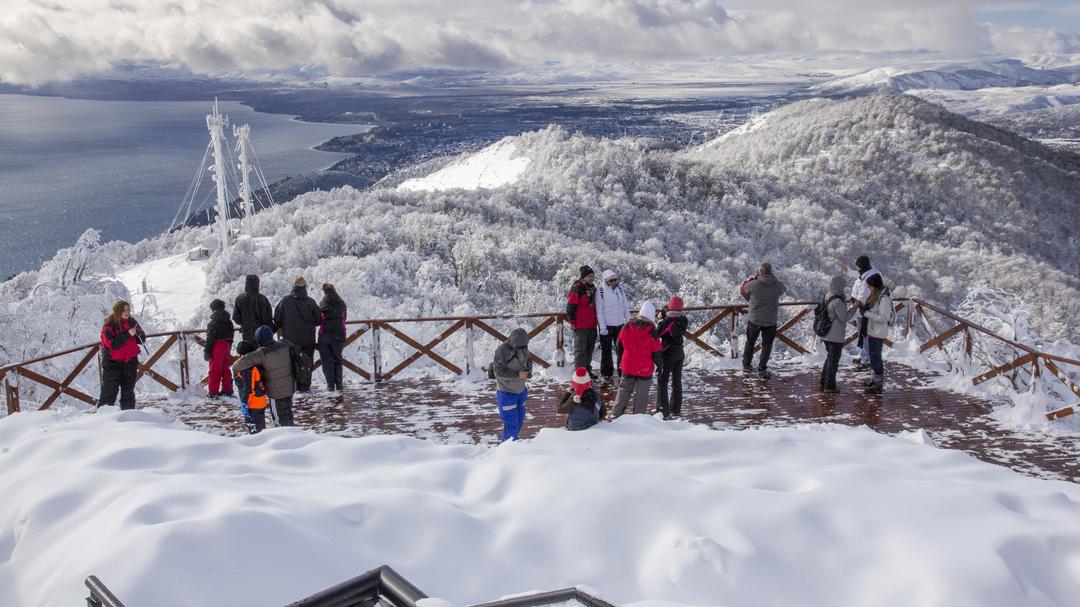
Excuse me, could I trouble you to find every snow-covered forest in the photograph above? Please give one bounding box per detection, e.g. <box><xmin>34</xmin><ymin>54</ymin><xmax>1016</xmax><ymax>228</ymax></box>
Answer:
<box><xmin>1</xmin><ymin>95</ymin><xmax>1079</xmax><ymax>407</ymax></box>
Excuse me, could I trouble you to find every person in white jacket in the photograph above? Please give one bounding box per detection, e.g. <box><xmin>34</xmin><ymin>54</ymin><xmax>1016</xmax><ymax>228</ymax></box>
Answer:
<box><xmin>860</xmin><ymin>273</ymin><xmax>894</xmax><ymax>395</ymax></box>
<box><xmin>596</xmin><ymin>269</ymin><xmax>631</xmax><ymax>382</ymax></box>
<box><xmin>844</xmin><ymin>255</ymin><xmax>881</xmax><ymax>370</ymax></box>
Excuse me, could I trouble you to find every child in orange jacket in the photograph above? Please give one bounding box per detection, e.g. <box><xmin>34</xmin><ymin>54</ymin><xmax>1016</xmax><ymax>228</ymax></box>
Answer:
<box><xmin>232</xmin><ymin>340</ymin><xmax>269</xmax><ymax>433</ymax></box>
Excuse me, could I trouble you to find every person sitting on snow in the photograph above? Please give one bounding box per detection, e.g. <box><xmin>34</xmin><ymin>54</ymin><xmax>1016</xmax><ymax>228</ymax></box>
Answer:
<box><xmin>557</xmin><ymin>367</ymin><xmax>606</xmax><ymax>431</ymax></box>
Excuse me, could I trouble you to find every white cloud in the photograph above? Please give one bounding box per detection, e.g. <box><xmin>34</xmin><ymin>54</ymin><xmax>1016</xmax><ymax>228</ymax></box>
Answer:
<box><xmin>0</xmin><ymin>0</ymin><xmax>1076</xmax><ymax>85</ymax></box>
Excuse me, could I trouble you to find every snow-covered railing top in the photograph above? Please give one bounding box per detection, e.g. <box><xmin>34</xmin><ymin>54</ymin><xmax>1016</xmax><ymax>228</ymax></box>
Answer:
<box><xmin>2</xmin><ymin>298</ymin><xmax>1078</xmax><ymax>420</ymax></box>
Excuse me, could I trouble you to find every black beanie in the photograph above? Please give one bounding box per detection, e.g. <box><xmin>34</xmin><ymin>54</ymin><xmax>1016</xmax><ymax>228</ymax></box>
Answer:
<box><xmin>235</xmin><ymin>340</ymin><xmax>255</xmax><ymax>356</ymax></box>
<box><xmin>866</xmin><ymin>273</ymin><xmax>884</xmax><ymax>290</ymax></box>
<box><xmin>855</xmin><ymin>256</ymin><xmax>871</xmax><ymax>273</ymax></box>
<box><xmin>579</xmin><ymin>265</ymin><xmax>595</xmax><ymax>279</ymax></box>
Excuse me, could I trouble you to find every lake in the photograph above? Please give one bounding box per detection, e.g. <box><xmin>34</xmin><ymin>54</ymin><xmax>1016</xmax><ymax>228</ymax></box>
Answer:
<box><xmin>0</xmin><ymin>94</ymin><xmax>369</xmax><ymax>278</ymax></box>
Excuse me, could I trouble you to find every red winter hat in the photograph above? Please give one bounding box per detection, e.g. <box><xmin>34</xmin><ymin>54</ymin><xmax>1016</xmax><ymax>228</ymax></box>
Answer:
<box><xmin>572</xmin><ymin>366</ymin><xmax>591</xmax><ymax>396</ymax></box>
<box><xmin>667</xmin><ymin>296</ymin><xmax>684</xmax><ymax>312</ymax></box>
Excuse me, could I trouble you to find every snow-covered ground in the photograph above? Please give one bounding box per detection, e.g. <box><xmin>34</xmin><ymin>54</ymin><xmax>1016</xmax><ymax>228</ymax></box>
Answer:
<box><xmin>1</xmin><ymin>407</ymin><xmax>1078</xmax><ymax>607</ymax></box>
<box><xmin>115</xmin><ymin>251</ymin><xmax>209</xmax><ymax>326</ymax></box>
<box><xmin>398</xmin><ymin>138</ymin><xmax>530</xmax><ymax>192</ymax></box>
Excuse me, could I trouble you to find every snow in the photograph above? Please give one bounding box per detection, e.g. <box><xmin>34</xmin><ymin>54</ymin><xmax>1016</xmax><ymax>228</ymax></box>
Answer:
<box><xmin>115</xmin><ymin>251</ymin><xmax>208</xmax><ymax>326</ymax></box>
<box><xmin>398</xmin><ymin>138</ymin><xmax>530</xmax><ymax>192</ymax></box>
<box><xmin>907</xmin><ymin>84</ymin><xmax>1080</xmax><ymax>116</ymax></box>
<box><xmin>1</xmin><ymin>408</ymin><xmax>1079</xmax><ymax>607</ymax></box>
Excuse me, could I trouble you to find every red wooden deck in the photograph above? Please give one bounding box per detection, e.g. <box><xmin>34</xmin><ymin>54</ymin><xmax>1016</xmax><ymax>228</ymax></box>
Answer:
<box><xmin>144</xmin><ymin>361</ymin><xmax>1079</xmax><ymax>483</ymax></box>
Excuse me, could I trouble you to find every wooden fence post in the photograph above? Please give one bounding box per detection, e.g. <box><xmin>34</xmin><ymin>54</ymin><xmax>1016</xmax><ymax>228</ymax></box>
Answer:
<box><xmin>728</xmin><ymin>310</ymin><xmax>739</xmax><ymax>358</ymax></box>
<box><xmin>555</xmin><ymin>318</ymin><xmax>566</xmax><ymax>368</ymax></box>
<box><xmin>5</xmin><ymin>372</ymin><xmax>20</xmax><ymax>414</ymax></box>
<box><xmin>963</xmin><ymin>328</ymin><xmax>973</xmax><ymax>375</ymax></box>
<box><xmin>464</xmin><ymin>320</ymin><xmax>476</xmax><ymax>376</ymax></box>
<box><xmin>1029</xmin><ymin>356</ymin><xmax>1040</xmax><ymax>395</ymax></box>
<box><xmin>177</xmin><ymin>333</ymin><xmax>190</xmax><ymax>391</ymax></box>
<box><xmin>371</xmin><ymin>323</ymin><xmax>383</xmax><ymax>382</ymax></box>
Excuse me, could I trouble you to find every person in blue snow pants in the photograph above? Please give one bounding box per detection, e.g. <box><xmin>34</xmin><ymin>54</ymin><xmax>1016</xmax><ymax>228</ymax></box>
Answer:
<box><xmin>491</xmin><ymin>328</ymin><xmax>533</xmax><ymax>442</ymax></box>
<box><xmin>497</xmin><ymin>387</ymin><xmax>528</xmax><ymax>441</ymax></box>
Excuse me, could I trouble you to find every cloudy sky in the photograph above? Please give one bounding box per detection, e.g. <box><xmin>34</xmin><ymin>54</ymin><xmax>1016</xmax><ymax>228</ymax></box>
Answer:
<box><xmin>2</xmin><ymin>0</ymin><xmax>1079</xmax><ymax>85</ymax></box>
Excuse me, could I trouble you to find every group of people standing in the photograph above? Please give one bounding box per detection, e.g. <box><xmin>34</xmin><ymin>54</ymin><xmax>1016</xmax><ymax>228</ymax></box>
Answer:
<box><xmin>96</xmin><ymin>274</ymin><xmax>348</xmax><ymax>433</ymax></box>
<box><xmin>493</xmin><ymin>256</ymin><xmax>892</xmax><ymax>441</ymax></box>
<box><xmin>94</xmin><ymin>257</ymin><xmax>892</xmax><ymax>442</ymax></box>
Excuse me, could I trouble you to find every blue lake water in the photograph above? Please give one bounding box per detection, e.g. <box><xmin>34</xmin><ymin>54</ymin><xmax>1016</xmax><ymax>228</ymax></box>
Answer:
<box><xmin>0</xmin><ymin>94</ymin><xmax>368</xmax><ymax>278</ymax></box>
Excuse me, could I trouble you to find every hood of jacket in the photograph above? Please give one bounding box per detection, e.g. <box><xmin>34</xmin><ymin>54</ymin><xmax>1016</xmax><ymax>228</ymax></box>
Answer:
<box><xmin>758</xmin><ymin>273</ymin><xmax>778</xmax><ymax>287</ymax></box>
<box><xmin>828</xmin><ymin>275</ymin><xmax>846</xmax><ymax>297</ymax></box>
<box><xmin>244</xmin><ymin>275</ymin><xmax>260</xmax><ymax>294</ymax></box>
<box><xmin>210</xmin><ymin>308</ymin><xmax>231</xmax><ymax>323</ymax></box>
<box><xmin>291</xmin><ymin>285</ymin><xmax>308</xmax><ymax>300</ymax></box>
<box><xmin>508</xmin><ymin>328</ymin><xmax>529</xmax><ymax>349</ymax></box>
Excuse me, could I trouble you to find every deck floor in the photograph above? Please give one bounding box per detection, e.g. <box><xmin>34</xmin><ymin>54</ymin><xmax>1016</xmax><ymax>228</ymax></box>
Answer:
<box><xmin>145</xmin><ymin>362</ymin><xmax>1079</xmax><ymax>483</ymax></box>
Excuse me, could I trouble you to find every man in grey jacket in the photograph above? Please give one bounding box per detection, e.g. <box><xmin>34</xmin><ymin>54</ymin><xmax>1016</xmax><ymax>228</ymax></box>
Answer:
<box><xmin>739</xmin><ymin>262</ymin><xmax>787</xmax><ymax>378</ymax></box>
<box><xmin>492</xmin><ymin>328</ymin><xmax>533</xmax><ymax>442</ymax></box>
<box><xmin>819</xmin><ymin>276</ymin><xmax>857</xmax><ymax>393</ymax></box>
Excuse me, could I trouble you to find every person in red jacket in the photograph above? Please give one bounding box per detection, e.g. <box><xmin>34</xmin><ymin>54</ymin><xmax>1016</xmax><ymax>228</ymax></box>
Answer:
<box><xmin>612</xmin><ymin>301</ymin><xmax>662</xmax><ymax>417</ymax></box>
<box><xmin>98</xmin><ymin>300</ymin><xmax>146</xmax><ymax>410</ymax></box>
<box><xmin>203</xmin><ymin>299</ymin><xmax>235</xmax><ymax>398</ymax></box>
<box><xmin>565</xmin><ymin>265</ymin><xmax>599</xmax><ymax>377</ymax></box>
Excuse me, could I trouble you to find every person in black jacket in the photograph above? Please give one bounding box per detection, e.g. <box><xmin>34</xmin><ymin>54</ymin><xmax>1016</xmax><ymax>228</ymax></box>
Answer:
<box><xmin>656</xmin><ymin>296</ymin><xmax>689</xmax><ymax>419</ymax></box>
<box><xmin>274</xmin><ymin>276</ymin><xmax>320</xmax><ymax>392</ymax></box>
<box><xmin>317</xmin><ymin>283</ymin><xmax>348</xmax><ymax>392</ymax></box>
<box><xmin>233</xmin><ymin>274</ymin><xmax>274</xmax><ymax>342</ymax></box>
<box><xmin>204</xmin><ymin>299</ymin><xmax>236</xmax><ymax>397</ymax></box>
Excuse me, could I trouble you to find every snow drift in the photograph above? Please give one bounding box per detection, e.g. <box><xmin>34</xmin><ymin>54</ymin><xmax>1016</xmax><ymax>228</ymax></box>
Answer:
<box><xmin>1</xmin><ymin>408</ymin><xmax>1078</xmax><ymax>607</ymax></box>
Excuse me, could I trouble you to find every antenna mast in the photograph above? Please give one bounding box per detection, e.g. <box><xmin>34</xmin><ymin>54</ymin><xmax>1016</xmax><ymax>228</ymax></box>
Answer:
<box><xmin>234</xmin><ymin>123</ymin><xmax>254</xmax><ymax>228</ymax></box>
<box><xmin>206</xmin><ymin>99</ymin><xmax>230</xmax><ymax>251</ymax></box>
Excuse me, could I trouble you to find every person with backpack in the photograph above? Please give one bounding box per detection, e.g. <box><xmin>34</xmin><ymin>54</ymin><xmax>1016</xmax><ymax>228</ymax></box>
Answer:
<box><xmin>232</xmin><ymin>340</ymin><xmax>268</xmax><ymax>433</ymax></box>
<box><xmin>317</xmin><ymin>283</ymin><xmax>348</xmax><ymax>392</ymax></box>
<box><xmin>565</xmin><ymin>265</ymin><xmax>599</xmax><ymax>377</ymax></box>
<box><xmin>740</xmin><ymin>262</ymin><xmax>787</xmax><ymax>379</ymax></box>
<box><xmin>596</xmin><ymin>269</ymin><xmax>631</xmax><ymax>383</ymax></box>
<box><xmin>557</xmin><ymin>367</ymin><xmax>606</xmax><ymax>431</ymax></box>
<box><xmin>203</xmin><ymin>299</ymin><xmax>235</xmax><ymax>398</ymax></box>
<box><xmin>491</xmin><ymin>328</ymin><xmax>533</xmax><ymax>442</ymax></box>
<box><xmin>274</xmin><ymin>276</ymin><xmax>320</xmax><ymax>392</ymax></box>
<box><xmin>815</xmin><ymin>276</ymin><xmax>857</xmax><ymax>394</ymax></box>
<box><xmin>860</xmin><ymin>274</ymin><xmax>894</xmax><ymax>395</ymax></box>
<box><xmin>97</xmin><ymin>300</ymin><xmax>147</xmax><ymax>410</ymax></box>
<box><xmin>612</xmin><ymin>301</ymin><xmax>662</xmax><ymax>417</ymax></box>
<box><xmin>844</xmin><ymin>256</ymin><xmax>881</xmax><ymax>371</ymax></box>
<box><xmin>232</xmin><ymin>274</ymin><xmax>274</xmax><ymax>343</ymax></box>
<box><xmin>656</xmin><ymin>296</ymin><xmax>689</xmax><ymax>419</ymax></box>
<box><xmin>233</xmin><ymin>325</ymin><xmax>296</xmax><ymax>426</ymax></box>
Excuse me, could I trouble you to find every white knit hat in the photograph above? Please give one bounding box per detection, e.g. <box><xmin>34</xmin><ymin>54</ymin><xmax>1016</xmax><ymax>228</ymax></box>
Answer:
<box><xmin>638</xmin><ymin>301</ymin><xmax>656</xmax><ymax>321</ymax></box>
<box><xmin>602</xmin><ymin>269</ymin><xmax>618</xmax><ymax>281</ymax></box>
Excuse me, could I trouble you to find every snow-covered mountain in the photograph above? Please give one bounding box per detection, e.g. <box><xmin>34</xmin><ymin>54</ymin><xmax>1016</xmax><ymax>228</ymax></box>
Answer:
<box><xmin>2</xmin><ymin>95</ymin><xmax>1079</xmax><ymax>378</ymax></box>
<box><xmin>815</xmin><ymin>59</ymin><xmax>1080</xmax><ymax>96</ymax></box>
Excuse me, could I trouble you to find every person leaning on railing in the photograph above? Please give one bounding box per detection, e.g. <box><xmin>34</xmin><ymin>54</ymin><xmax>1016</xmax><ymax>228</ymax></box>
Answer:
<box><xmin>98</xmin><ymin>300</ymin><xmax>146</xmax><ymax>410</ymax></box>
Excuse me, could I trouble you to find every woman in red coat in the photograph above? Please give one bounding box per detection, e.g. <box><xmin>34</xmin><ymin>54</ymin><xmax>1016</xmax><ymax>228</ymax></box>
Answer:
<box><xmin>98</xmin><ymin>300</ymin><xmax>146</xmax><ymax>410</ymax></box>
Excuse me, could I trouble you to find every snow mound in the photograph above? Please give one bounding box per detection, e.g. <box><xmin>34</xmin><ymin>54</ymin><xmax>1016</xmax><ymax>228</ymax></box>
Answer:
<box><xmin>116</xmin><ymin>251</ymin><xmax>208</xmax><ymax>325</ymax></box>
<box><xmin>398</xmin><ymin>138</ymin><xmax>530</xmax><ymax>192</ymax></box>
<box><xmin>2</xmin><ymin>408</ymin><xmax>1079</xmax><ymax>607</ymax></box>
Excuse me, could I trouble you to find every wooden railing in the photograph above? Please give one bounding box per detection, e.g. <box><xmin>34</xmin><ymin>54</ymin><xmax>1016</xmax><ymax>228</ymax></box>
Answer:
<box><xmin>2</xmin><ymin>298</ymin><xmax>1077</xmax><ymax>420</ymax></box>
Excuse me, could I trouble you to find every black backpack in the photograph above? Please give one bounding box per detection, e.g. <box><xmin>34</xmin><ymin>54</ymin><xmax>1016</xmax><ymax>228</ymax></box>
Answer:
<box><xmin>289</xmin><ymin>345</ymin><xmax>313</xmax><ymax>387</ymax></box>
<box><xmin>813</xmin><ymin>294</ymin><xmax>843</xmax><ymax>338</ymax></box>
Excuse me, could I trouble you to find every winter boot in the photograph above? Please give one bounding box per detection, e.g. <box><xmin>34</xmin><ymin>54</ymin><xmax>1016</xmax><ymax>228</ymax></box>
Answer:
<box><xmin>864</xmin><ymin>375</ymin><xmax>884</xmax><ymax>395</ymax></box>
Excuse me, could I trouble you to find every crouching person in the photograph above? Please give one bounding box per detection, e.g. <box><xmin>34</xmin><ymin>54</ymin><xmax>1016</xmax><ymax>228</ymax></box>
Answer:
<box><xmin>233</xmin><ymin>325</ymin><xmax>296</xmax><ymax>426</ymax></box>
<box><xmin>557</xmin><ymin>367</ymin><xmax>606</xmax><ymax>431</ymax></box>
<box><xmin>612</xmin><ymin>301</ymin><xmax>661</xmax><ymax>417</ymax></box>
<box><xmin>233</xmin><ymin>340</ymin><xmax>268</xmax><ymax>433</ymax></box>
<box><xmin>492</xmin><ymin>328</ymin><xmax>533</xmax><ymax>442</ymax></box>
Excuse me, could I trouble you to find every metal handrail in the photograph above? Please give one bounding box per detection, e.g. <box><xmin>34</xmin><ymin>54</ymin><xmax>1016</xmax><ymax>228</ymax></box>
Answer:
<box><xmin>85</xmin><ymin>575</ymin><xmax>127</xmax><ymax>607</ymax></box>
